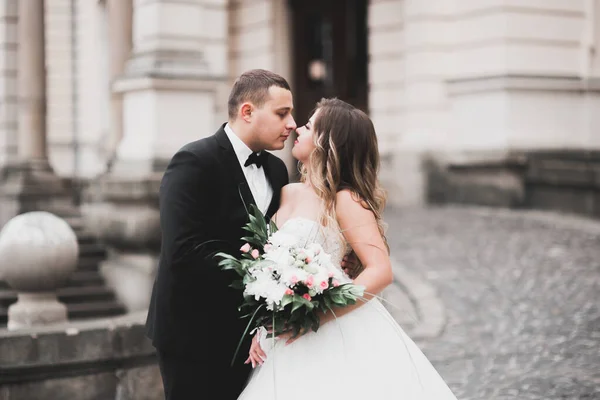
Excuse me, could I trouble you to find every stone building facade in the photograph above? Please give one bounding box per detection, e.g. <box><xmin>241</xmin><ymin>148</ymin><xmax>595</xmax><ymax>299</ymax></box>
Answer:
<box><xmin>0</xmin><ymin>0</ymin><xmax>599</xmax><ymax>222</ymax></box>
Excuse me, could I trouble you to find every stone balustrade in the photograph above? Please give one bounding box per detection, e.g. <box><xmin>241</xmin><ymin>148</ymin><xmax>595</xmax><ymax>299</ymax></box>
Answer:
<box><xmin>0</xmin><ymin>311</ymin><xmax>161</xmax><ymax>399</ymax></box>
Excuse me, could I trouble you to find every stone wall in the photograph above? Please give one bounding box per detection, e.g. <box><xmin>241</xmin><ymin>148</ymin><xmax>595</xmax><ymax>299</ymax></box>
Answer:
<box><xmin>368</xmin><ymin>0</ymin><xmax>600</xmax><ymax>207</ymax></box>
<box><xmin>427</xmin><ymin>150</ymin><xmax>600</xmax><ymax>219</ymax></box>
<box><xmin>0</xmin><ymin>311</ymin><xmax>162</xmax><ymax>400</ymax></box>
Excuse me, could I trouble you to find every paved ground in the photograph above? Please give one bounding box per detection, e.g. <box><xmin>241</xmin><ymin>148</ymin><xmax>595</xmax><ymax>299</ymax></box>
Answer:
<box><xmin>383</xmin><ymin>205</ymin><xmax>600</xmax><ymax>400</ymax></box>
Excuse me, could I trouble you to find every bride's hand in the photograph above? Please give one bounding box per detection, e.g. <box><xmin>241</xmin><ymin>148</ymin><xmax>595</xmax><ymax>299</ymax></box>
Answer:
<box><xmin>245</xmin><ymin>333</ymin><xmax>267</xmax><ymax>368</ymax></box>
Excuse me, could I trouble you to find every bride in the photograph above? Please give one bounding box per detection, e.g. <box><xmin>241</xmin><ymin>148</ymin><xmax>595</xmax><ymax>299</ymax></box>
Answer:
<box><xmin>237</xmin><ymin>98</ymin><xmax>458</xmax><ymax>399</ymax></box>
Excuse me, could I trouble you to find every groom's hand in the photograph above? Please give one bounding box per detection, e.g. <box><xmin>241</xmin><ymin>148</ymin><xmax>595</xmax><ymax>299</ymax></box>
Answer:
<box><xmin>341</xmin><ymin>251</ymin><xmax>363</xmax><ymax>279</ymax></box>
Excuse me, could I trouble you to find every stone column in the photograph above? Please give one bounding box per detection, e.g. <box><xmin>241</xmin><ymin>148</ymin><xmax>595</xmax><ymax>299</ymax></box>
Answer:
<box><xmin>0</xmin><ymin>0</ymin><xmax>72</xmax><ymax>228</ymax></box>
<box><xmin>592</xmin><ymin>0</ymin><xmax>600</xmax><ymax>77</ymax></box>
<box><xmin>82</xmin><ymin>0</ymin><xmax>229</xmax><ymax>311</ymax></box>
<box><xmin>17</xmin><ymin>0</ymin><xmax>47</xmax><ymax>164</ymax></box>
<box><xmin>111</xmin><ymin>0</ymin><xmax>228</xmax><ymax>176</ymax></box>
<box><xmin>106</xmin><ymin>0</ymin><xmax>133</xmax><ymax>162</ymax></box>
<box><xmin>0</xmin><ymin>0</ymin><xmax>18</xmax><ymax>169</ymax></box>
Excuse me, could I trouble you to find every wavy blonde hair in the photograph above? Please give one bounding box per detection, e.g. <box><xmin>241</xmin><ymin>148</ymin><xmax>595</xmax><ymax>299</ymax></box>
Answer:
<box><xmin>299</xmin><ymin>98</ymin><xmax>389</xmax><ymax>255</ymax></box>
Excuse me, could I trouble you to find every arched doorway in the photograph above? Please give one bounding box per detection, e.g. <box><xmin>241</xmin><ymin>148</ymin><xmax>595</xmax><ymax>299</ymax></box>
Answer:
<box><xmin>289</xmin><ymin>0</ymin><xmax>369</xmax><ymax>124</ymax></box>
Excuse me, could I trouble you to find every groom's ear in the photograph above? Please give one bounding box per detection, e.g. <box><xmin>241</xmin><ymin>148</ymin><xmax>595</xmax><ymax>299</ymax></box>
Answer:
<box><xmin>241</xmin><ymin>103</ymin><xmax>254</xmax><ymax>122</ymax></box>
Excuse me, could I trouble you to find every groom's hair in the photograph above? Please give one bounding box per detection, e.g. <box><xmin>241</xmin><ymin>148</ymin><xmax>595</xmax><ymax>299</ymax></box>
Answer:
<box><xmin>228</xmin><ymin>69</ymin><xmax>291</xmax><ymax>120</ymax></box>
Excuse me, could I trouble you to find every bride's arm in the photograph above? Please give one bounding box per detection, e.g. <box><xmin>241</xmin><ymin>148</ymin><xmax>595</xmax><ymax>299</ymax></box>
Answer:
<box><xmin>321</xmin><ymin>189</ymin><xmax>393</xmax><ymax>323</ymax></box>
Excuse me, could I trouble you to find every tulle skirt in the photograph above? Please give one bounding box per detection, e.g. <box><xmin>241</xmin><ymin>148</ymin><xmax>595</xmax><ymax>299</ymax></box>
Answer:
<box><xmin>238</xmin><ymin>299</ymin><xmax>458</xmax><ymax>400</ymax></box>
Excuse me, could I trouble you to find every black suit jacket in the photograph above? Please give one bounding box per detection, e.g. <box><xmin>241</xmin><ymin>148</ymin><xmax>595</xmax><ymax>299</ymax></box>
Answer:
<box><xmin>145</xmin><ymin>124</ymin><xmax>289</xmax><ymax>364</ymax></box>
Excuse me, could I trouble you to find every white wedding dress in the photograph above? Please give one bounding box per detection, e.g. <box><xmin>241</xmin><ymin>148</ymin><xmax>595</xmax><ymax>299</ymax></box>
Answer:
<box><xmin>238</xmin><ymin>217</ymin><xmax>458</xmax><ymax>400</ymax></box>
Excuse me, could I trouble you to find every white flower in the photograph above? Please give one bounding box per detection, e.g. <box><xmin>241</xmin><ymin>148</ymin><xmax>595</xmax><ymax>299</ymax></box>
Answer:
<box><xmin>263</xmin><ymin>246</ymin><xmax>290</xmax><ymax>266</ymax></box>
<box><xmin>267</xmin><ymin>231</ymin><xmax>298</xmax><ymax>248</ymax></box>
<box><xmin>244</xmin><ymin>269</ymin><xmax>288</xmax><ymax>310</ymax></box>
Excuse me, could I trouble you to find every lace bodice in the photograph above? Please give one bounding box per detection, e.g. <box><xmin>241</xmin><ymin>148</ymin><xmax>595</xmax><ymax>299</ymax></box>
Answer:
<box><xmin>277</xmin><ymin>217</ymin><xmax>350</xmax><ymax>272</ymax></box>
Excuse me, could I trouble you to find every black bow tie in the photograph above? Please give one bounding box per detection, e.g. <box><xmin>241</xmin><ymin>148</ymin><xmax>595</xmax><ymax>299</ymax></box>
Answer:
<box><xmin>244</xmin><ymin>152</ymin><xmax>267</xmax><ymax>168</ymax></box>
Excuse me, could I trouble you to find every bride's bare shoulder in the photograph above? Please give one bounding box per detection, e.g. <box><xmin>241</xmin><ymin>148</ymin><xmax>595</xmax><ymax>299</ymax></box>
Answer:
<box><xmin>281</xmin><ymin>182</ymin><xmax>304</xmax><ymax>199</ymax></box>
<box><xmin>335</xmin><ymin>189</ymin><xmax>371</xmax><ymax>219</ymax></box>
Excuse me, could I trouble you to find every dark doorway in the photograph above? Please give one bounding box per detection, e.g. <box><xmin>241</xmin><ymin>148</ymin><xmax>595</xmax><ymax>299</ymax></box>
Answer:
<box><xmin>289</xmin><ymin>0</ymin><xmax>369</xmax><ymax>125</ymax></box>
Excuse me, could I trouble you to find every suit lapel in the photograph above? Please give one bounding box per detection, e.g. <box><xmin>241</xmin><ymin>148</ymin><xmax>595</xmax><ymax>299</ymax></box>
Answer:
<box><xmin>263</xmin><ymin>155</ymin><xmax>285</xmax><ymax>220</ymax></box>
<box><xmin>215</xmin><ymin>125</ymin><xmax>257</xmax><ymax>214</ymax></box>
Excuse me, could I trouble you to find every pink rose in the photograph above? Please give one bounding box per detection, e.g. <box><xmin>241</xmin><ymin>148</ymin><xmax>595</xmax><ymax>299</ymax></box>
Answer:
<box><xmin>240</xmin><ymin>243</ymin><xmax>251</xmax><ymax>253</ymax></box>
<box><xmin>264</xmin><ymin>244</ymin><xmax>272</xmax><ymax>251</ymax></box>
<box><xmin>332</xmin><ymin>280</ymin><xmax>340</xmax><ymax>287</ymax></box>
<box><xmin>303</xmin><ymin>294</ymin><xmax>312</xmax><ymax>301</ymax></box>
<box><xmin>291</xmin><ymin>275</ymin><xmax>298</xmax><ymax>284</ymax></box>
<box><xmin>285</xmin><ymin>288</ymin><xmax>294</xmax><ymax>296</ymax></box>
<box><xmin>305</xmin><ymin>256</ymin><xmax>312</xmax><ymax>263</ymax></box>
<box><xmin>251</xmin><ymin>249</ymin><xmax>260</xmax><ymax>259</ymax></box>
<box><xmin>304</xmin><ymin>275</ymin><xmax>314</xmax><ymax>287</ymax></box>
<box><xmin>328</xmin><ymin>272</ymin><xmax>334</xmax><ymax>278</ymax></box>
<box><xmin>319</xmin><ymin>281</ymin><xmax>328</xmax><ymax>290</ymax></box>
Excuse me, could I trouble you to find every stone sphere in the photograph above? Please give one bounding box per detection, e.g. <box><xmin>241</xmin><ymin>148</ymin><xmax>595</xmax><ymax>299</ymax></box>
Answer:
<box><xmin>0</xmin><ymin>211</ymin><xmax>79</xmax><ymax>292</ymax></box>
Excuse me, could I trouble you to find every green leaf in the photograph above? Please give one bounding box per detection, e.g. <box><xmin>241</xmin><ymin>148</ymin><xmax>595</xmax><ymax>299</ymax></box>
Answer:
<box><xmin>295</xmin><ymin>295</ymin><xmax>314</xmax><ymax>310</ymax></box>
<box><xmin>229</xmin><ymin>281</ymin><xmax>244</xmax><ymax>290</ymax></box>
<box><xmin>269</xmin><ymin>219</ymin><xmax>278</xmax><ymax>234</ymax></box>
<box><xmin>291</xmin><ymin>298</ymin><xmax>305</xmax><ymax>313</ymax></box>
<box><xmin>280</xmin><ymin>295</ymin><xmax>294</xmax><ymax>308</ymax></box>
<box><xmin>214</xmin><ymin>252</ymin><xmax>237</xmax><ymax>260</ymax></box>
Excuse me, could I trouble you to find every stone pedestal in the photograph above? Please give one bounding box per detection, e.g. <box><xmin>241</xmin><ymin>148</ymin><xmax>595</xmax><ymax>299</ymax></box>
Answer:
<box><xmin>7</xmin><ymin>293</ymin><xmax>67</xmax><ymax>330</ymax></box>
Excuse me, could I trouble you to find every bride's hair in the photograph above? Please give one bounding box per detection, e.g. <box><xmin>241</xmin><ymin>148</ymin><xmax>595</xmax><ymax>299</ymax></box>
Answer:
<box><xmin>300</xmin><ymin>98</ymin><xmax>389</xmax><ymax>254</ymax></box>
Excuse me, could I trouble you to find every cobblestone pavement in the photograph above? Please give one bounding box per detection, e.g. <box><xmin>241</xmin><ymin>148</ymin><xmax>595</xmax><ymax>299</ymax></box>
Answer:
<box><xmin>384</xmin><ymin>205</ymin><xmax>600</xmax><ymax>400</ymax></box>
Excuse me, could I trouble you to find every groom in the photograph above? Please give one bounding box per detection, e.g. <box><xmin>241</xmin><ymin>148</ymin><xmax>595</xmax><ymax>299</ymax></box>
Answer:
<box><xmin>145</xmin><ymin>69</ymin><xmax>297</xmax><ymax>399</ymax></box>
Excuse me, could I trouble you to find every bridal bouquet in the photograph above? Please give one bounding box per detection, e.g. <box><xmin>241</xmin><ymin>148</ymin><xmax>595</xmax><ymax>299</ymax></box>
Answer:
<box><xmin>215</xmin><ymin>205</ymin><xmax>364</xmax><ymax>360</ymax></box>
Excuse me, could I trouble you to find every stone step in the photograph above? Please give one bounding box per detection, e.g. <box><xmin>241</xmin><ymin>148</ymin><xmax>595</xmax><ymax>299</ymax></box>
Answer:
<box><xmin>64</xmin><ymin>216</ymin><xmax>84</xmax><ymax>231</ymax></box>
<box><xmin>76</xmin><ymin>257</ymin><xmax>102</xmax><ymax>271</ymax></box>
<box><xmin>65</xmin><ymin>270</ymin><xmax>105</xmax><ymax>287</ymax></box>
<box><xmin>79</xmin><ymin>243</ymin><xmax>107</xmax><ymax>258</ymax></box>
<box><xmin>0</xmin><ymin>270</ymin><xmax>105</xmax><ymax>290</ymax></box>
<box><xmin>65</xmin><ymin>300</ymin><xmax>127</xmax><ymax>319</ymax></box>
<box><xmin>76</xmin><ymin>231</ymin><xmax>98</xmax><ymax>246</ymax></box>
<box><xmin>0</xmin><ymin>300</ymin><xmax>127</xmax><ymax>325</ymax></box>
<box><xmin>0</xmin><ymin>286</ymin><xmax>117</xmax><ymax>308</ymax></box>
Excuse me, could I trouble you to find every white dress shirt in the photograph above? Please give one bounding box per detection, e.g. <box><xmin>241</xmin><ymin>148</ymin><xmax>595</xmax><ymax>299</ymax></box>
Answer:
<box><xmin>224</xmin><ymin>124</ymin><xmax>273</xmax><ymax>215</ymax></box>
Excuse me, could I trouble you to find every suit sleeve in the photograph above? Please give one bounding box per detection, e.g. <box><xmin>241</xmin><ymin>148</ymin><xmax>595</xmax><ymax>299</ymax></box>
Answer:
<box><xmin>158</xmin><ymin>150</ymin><xmax>221</xmax><ymax>272</ymax></box>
